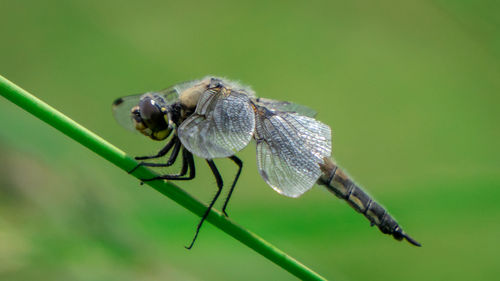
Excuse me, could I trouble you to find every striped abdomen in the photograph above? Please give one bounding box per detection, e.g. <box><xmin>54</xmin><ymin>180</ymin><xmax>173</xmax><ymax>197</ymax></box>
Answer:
<box><xmin>317</xmin><ymin>158</ymin><xmax>421</xmax><ymax>246</ymax></box>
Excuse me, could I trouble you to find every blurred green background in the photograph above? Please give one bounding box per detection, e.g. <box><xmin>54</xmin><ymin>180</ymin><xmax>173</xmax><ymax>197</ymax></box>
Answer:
<box><xmin>1</xmin><ymin>0</ymin><xmax>499</xmax><ymax>280</ymax></box>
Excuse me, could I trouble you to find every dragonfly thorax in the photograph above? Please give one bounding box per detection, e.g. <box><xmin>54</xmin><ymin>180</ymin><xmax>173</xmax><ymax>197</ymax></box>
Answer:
<box><xmin>129</xmin><ymin>78</ymin><xmax>227</xmax><ymax>141</ymax></box>
<box><xmin>179</xmin><ymin>79</ymin><xmax>210</xmax><ymax>110</ymax></box>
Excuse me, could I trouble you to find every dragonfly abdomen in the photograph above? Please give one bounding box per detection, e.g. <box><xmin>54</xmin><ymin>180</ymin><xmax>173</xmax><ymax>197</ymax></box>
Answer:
<box><xmin>318</xmin><ymin>158</ymin><xmax>421</xmax><ymax>246</ymax></box>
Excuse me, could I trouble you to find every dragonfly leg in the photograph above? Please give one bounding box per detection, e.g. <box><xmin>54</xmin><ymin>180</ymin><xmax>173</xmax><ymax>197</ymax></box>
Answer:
<box><xmin>221</xmin><ymin>156</ymin><xmax>243</xmax><ymax>217</ymax></box>
<box><xmin>185</xmin><ymin>159</ymin><xmax>223</xmax><ymax>249</ymax></box>
<box><xmin>165</xmin><ymin>138</ymin><xmax>182</xmax><ymax>165</ymax></box>
<box><xmin>135</xmin><ymin>136</ymin><xmax>177</xmax><ymax>160</ymax></box>
<box><xmin>141</xmin><ymin>149</ymin><xmax>195</xmax><ymax>181</ymax></box>
<box><xmin>129</xmin><ymin>138</ymin><xmax>181</xmax><ymax>173</ymax></box>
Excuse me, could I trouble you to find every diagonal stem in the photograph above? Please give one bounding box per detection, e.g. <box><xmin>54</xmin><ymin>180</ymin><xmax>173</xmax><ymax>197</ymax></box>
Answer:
<box><xmin>0</xmin><ymin>74</ymin><xmax>327</xmax><ymax>281</ymax></box>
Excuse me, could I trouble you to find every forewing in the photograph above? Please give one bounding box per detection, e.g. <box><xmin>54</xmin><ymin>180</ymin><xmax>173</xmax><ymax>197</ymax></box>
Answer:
<box><xmin>255</xmin><ymin>97</ymin><xmax>317</xmax><ymax>117</ymax></box>
<box><xmin>178</xmin><ymin>89</ymin><xmax>256</xmax><ymax>159</ymax></box>
<box><xmin>156</xmin><ymin>85</ymin><xmax>183</xmax><ymax>103</ymax></box>
<box><xmin>255</xmin><ymin>108</ymin><xmax>331</xmax><ymax>197</ymax></box>
<box><xmin>168</xmin><ymin>79</ymin><xmax>201</xmax><ymax>97</ymax></box>
<box><xmin>112</xmin><ymin>94</ymin><xmax>143</xmax><ymax>132</ymax></box>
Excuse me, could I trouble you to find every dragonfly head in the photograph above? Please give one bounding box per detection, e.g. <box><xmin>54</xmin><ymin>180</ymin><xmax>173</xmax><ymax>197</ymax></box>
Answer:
<box><xmin>131</xmin><ymin>93</ymin><xmax>174</xmax><ymax>141</ymax></box>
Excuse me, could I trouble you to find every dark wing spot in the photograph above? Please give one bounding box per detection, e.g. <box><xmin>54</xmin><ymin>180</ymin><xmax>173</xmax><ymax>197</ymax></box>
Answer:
<box><xmin>113</xmin><ymin>97</ymin><xmax>124</xmax><ymax>106</ymax></box>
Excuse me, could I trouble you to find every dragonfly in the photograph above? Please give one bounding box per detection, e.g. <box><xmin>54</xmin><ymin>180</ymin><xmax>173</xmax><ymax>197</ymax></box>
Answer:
<box><xmin>112</xmin><ymin>76</ymin><xmax>421</xmax><ymax>249</ymax></box>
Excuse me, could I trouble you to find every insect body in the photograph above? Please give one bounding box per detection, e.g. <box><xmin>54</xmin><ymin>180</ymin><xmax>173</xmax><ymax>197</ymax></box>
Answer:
<box><xmin>113</xmin><ymin>76</ymin><xmax>421</xmax><ymax>248</ymax></box>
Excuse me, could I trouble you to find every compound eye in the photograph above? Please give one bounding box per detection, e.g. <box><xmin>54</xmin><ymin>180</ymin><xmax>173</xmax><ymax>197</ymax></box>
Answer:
<box><xmin>139</xmin><ymin>96</ymin><xmax>168</xmax><ymax>131</ymax></box>
<box><xmin>131</xmin><ymin>107</ymin><xmax>142</xmax><ymax>123</ymax></box>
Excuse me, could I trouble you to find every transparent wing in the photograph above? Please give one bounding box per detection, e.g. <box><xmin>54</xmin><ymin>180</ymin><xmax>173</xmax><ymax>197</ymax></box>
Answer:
<box><xmin>112</xmin><ymin>94</ymin><xmax>143</xmax><ymax>132</ymax></box>
<box><xmin>169</xmin><ymin>79</ymin><xmax>202</xmax><ymax>96</ymax></box>
<box><xmin>255</xmin><ymin>107</ymin><xmax>331</xmax><ymax>197</ymax></box>
<box><xmin>112</xmin><ymin>86</ymin><xmax>181</xmax><ymax>132</ymax></box>
<box><xmin>255</xmin><ymin>97</ymin><xmax>317</xmax><ymax>117</ymax></box>
<box><xmin>178</xmin><ymin>88</ymin><xmax>255</xmax><ymax>159</ymax></box>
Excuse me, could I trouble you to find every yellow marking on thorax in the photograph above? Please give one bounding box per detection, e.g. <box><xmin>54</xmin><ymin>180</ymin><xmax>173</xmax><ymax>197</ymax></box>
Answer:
<box><xmin>251</xmin><ymin>103</ymin><xmax>261</xmax><ymax>115</ymax></box>
<box><xmin>179</xmin><ymin>80</ymin><xmax>210</xmax><ymax>109</ymax></box>
<box><xmin>219</xmin><ymin>86</ymin><xmax>231</xmax><ymax>97</ymax></box>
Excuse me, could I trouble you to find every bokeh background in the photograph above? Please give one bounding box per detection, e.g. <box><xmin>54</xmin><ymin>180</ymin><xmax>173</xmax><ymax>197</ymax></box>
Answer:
<box><xmin>1</xmin><ymin>1</ymin><xmax>499</xmax><ymax>280</ymax></box>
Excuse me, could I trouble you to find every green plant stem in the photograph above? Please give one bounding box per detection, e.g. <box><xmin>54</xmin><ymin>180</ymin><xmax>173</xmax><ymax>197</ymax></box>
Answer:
<box><xmin>0</xmin><ymin>74</ymin><xmax>328</xmax><ymax>281</ymax></box>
